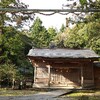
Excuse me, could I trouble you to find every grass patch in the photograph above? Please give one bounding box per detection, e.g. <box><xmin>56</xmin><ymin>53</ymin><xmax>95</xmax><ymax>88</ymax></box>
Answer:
<box><xmin>0</xmin><ymin>88</ymin><xmax>53</xmax><ymax>96</ymax></box>
<box><xmin>67</xmin><ymin>90</ymin><xmax>94</xmax><ymax>97</ymax></box>
<box><xmin>62</xmin><ymin>90</ymin><xmax>100</xmax><ymax>100</ymax></box>
<box><xmin>0</xmin><ymin>88</ymin><xmax>37</xmax><ymax>96</ymax></box>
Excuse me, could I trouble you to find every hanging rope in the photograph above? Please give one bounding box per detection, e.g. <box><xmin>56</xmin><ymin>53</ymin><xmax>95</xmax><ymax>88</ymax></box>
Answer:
<box><xmin>38</xmin><ymin>12</ymin><xmax>56</xmax><ymax>16</ymax></box>
<box><xmin>58</xmin><ymin>12</ymin><xmax>70</xmax><ymax>15</ymax></box>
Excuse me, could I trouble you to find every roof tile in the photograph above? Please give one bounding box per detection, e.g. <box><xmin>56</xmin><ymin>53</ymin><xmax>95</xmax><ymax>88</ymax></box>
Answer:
<box><xmin>27</xmin><ymin>49</ymin><xmax>100</xmax><ymax>58</ymax></box>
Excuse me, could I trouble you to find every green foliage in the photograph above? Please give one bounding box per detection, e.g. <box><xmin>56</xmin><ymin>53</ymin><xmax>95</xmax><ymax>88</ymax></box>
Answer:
<box><xmin>0</xmin><ymin>63</ymin><xmax>20</xmax><ymax>82</ymax></box>
<box><xmin>0</xmin><ymin>89</ymin><xmax>37</xmax><ymax>96</ymax></box>
<box><xmin>63</xmin><ymin>23</ymin><xmax>87</xmax><ymax>49</ymax></box>
<box><xmin>0</xmin><ymin>0</ymin><xmax>34</xmax><ymax>88</ymax></box>
<box><xmin>89</xmin><ymin>37</ymin><xmax>100</xmax><ymax>55</ymax></box>
<box><xmin>89</xmin><ymin>0</ymin><xmax>100</xmax><ymax>9</ymax></box>
<box><xmin>53</xmin><ymin>28</ymin><xmax>70</xmax><ymax>48</ymax></box>
<box><xmin>47</xmin><ymin>27</ymin><xmax>57</xmax><ymax>42</ymax></box>
<box><xmin>0</xmin><ymin>26</ymin><xmax>33</xmax><ymax>84</ymax></box>
<box><xmin>63</xmin><ymin>12</ymin><xmax>100</xmax><ymax>54</ymax></box>
<box><xmin>60</xmin><ymin>24</ymin><xmax>66</xmax><ymax>33</ymax></box>
<box><xmin>79</xmin><ymin>0</ymin><xmax>87</xmax><ymax>8</ymax></box>
<box><xmin>53</xmin><ymin>8</ymin><xmax>100</xmax><ymax>55</ymax></box>
<box><xmin>0</xmin><ymin>0</ymin><xmax>16</xmax><ymax>7</ymax></box>
<box><xmin>0</xmin><ymin>27</ymin><xmax>24</xmax><ymax>64</ymax></box>
<box><xmin>30</xmin><ymin>17</ymin><xmax>57</xmax><ymax>48</ymax></box>
<box><xmin>79</xmin><ymin>0</ymin><xmax>100</xmax><ymax>9</ymax></box>
<box><xmin>54</xmin><ymin>33</ymin><xmax>65</xmax><ymax>48</ymax></box>
<box><xmin>64</xmin><ymin>33</ymin><xmax>86</xmax><ymax>49</ymax></box>
<box><xmin>79</xmin><ymin>0</ymin><xmax>87</xmax><ymax>5</ymax></box>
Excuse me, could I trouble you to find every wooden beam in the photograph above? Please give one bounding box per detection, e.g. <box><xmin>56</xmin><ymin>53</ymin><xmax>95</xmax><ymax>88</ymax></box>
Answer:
<box><xmin>0</xmin><ymin>8</ymin><xmax>100</xmax><ymax>13</ymax></box>
<box><xmin>92</xmin><ymin>63</ymin><xmax>94</xmax><ymax>86</ymax></box>
<box><xmin>33</xmin><ymin>67</ymin><xmax>37</xmax><ymax>87</ymax></box>
<box><xmin>41</xmin><ymin>58</ymin><xmax>98</xmax><ymax>62</ymax></box>
<box><xmin>47</xmin><ymin>65</ymin><xmax>51</xmax><ymax>87</ymax></box>
<box><xmin>28</xmin><ymin>56</ymin><xmax>99</xmax><ymax>63</ymax></box>
<box><xmin>50</xmin><ymin>66</ymin><xmax>80</xmax><ymax>69</ymax></box>
<box><xmin>81</xmin><ymin>66</ymin><xmax>84</xmax><ymax>88</ymax></box>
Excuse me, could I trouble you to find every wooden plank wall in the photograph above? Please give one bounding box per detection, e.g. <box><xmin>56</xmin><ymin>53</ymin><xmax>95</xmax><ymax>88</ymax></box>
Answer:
<box><xmin>94</xmin><ymin>67</ymin><xmax>100</xmax><ymax>89</ymax></box>
<box><xmin>83</xmin><ymin>62</ymin><xmax>94</xmax><ymax>87</ymax></box>
<box><xmin>31</xmin><ymin>58</ymin><xmax>96</xmax><ymax>88</ymax></box>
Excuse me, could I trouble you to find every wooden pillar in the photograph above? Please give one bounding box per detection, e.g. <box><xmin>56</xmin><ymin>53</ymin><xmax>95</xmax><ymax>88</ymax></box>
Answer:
<box><xmin>47</xmin><ymin>65</ymin><xmax>51</xmax><ymax>87</ymax></box>
<box><xmin>81</xmin><ymin>66</ymin><xmax>84</xmax><ymax>88</ymax></box>
<box><xmin>92</xmin><ymin>62</ymin><xmax>94</xmax><ymax>86</ymax></box>
<box><xmin>33</xmin><ymin>66</ymin><xmax>37</xmax><ymax>87</ymax></box>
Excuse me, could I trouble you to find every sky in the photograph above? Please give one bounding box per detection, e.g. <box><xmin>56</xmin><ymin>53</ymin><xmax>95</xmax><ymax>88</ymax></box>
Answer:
<box><xmin>20</xmin><ymin>0</ymin><xmax>73</xmax><ymax>30</ymax></box>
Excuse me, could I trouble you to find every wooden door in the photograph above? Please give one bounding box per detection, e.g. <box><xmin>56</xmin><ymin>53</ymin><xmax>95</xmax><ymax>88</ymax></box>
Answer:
<box><xmin>50</xmin><ymin>67</ymin><xmax>80</xmax><ymax>87</ymax></box>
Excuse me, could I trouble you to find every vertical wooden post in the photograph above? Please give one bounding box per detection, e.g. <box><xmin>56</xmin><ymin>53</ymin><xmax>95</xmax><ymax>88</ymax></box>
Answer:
<box><xmin>92</xmin><ymin>62</ymin><xmax>94</xmax><ymax>86</ymax></box>
<box><xmin>81</xmin><ymin>66</ymin><xmax>84</xmax><ymax>88</ymax></box>
<box><xmin>47</xmin><ymin>65</ymin><xmax>51</xmax><ymax>87</ymax></box>
<box><xmin>33</xmin><ymin>66</ymin><xmax>36</xmax><ymax>87</ymax></box>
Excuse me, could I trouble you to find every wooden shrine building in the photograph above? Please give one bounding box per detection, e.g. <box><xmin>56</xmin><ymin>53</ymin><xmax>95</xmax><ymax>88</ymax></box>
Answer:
<box><xmin>27</xmin><ymin>49</ymin><xmax>100</xmax><ymax>89</ymax></box>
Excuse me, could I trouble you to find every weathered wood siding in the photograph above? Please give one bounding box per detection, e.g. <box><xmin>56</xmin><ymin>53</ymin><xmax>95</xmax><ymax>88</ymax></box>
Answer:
<box><xmin>50</xmin><ymin>62</ymin><xmax>81</xmax><ymax>88</ymax></box>
<box><xmin>82</xmin><ymin>62</ymin><xmax>94</xmax><ymax>87</ymax></box>
<box><xmin>32</xmin><ymin>59</ymin><xmax>49</xmax><ymax>87</ymax></box>
<box><xmin>31</xmin><ymin>58</ymin><xmax>95</xmax><ymax>88</ymax></box>
<box><xmin>50</xmin><ymin>67</ymin><xmax>81</xmax><ymax>87</ymax></box>
<box><xmin>94</xmin><ymin>67</ymin><xmax>100</xmax><ymax>89</ymax></box>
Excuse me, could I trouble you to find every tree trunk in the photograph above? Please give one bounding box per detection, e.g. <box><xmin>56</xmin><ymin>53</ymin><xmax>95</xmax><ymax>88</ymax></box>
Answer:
<box><xmin>12</xmin><ymin>78</ymin><xmax>15</xmax><ymax>89</ymax></box>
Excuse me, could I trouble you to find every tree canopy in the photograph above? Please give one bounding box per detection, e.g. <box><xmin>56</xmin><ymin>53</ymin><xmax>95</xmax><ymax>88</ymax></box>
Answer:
<box><xmin>30</xmin><ymin>17</ymin><xmax>57</xmax><ymax>48</ymax></box>
<box><xmin>54</xmin><ymin>12</ymin><xmax>100</xmax><ymax>55</ymax></box>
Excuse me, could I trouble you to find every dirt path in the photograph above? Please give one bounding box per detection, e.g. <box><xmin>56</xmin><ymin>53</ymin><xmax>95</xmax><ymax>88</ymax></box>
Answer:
<box><xmin>0</xmin><ymin>89</ymin><xmax>72</xmax><ymax>100</ymax></box>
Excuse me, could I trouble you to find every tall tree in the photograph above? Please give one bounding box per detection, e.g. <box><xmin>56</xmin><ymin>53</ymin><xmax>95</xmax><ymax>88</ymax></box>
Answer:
<box><xmin>0</xmin><ymin>0</ymin><xmax>34</xmax><ymax>88</ymax></box>
<box><xmin>47</xmin><ymin>27</ymin><xmax>57</xmax><ymax>42</ymax></box>
<box><xmin>63</xmin><ymin>12</ymin><xmax>100</xmax><ymax>54</ymax></box>
<box><xmin>30</xmin><ymin>17</ymin><xmax>56</xmax><ymax>48</ymax></box>
<box><xmin>0</xmin><ymin>26</ymin><xmax>33</xmax><ymax>87</ymax></box>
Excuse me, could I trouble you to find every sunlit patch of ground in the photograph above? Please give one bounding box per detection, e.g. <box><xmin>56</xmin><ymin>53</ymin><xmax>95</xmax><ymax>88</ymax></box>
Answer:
<box><xmin>62</xmin><ymin>90</ymin><xmax>100</xmax><ymax>100</ymax></box>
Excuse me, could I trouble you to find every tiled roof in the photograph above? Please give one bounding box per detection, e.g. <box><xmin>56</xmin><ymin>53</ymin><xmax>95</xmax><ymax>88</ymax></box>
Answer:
<box><xmin>27</xmin><ymin>49</ymin><xmax>100</xmax><ymax>59</ymax></box>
